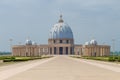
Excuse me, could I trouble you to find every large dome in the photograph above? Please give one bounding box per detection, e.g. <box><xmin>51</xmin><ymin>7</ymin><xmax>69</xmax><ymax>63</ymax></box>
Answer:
<box><xmin>49</xmin><ymin>15</ymin><xmax>73</xmax><ymax>39</ymax></box>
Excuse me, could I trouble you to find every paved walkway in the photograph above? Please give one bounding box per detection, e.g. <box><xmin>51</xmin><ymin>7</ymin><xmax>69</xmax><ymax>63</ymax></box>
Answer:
<box><xmin>0</xmin><ymin>56</ymin><xmax>120</xmax><ymax>80</ymax></box>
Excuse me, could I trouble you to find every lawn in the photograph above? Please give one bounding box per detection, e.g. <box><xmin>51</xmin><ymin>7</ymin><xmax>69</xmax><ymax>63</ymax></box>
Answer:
<box><xmin>71</xmin><ymin>56</ymin><xmax>120</xmax><ymax>62</ymax></box>
<box><xmin>0</xmin><ymin>55</ymin><xmax>53</xmax><ymax>62</ymax></box>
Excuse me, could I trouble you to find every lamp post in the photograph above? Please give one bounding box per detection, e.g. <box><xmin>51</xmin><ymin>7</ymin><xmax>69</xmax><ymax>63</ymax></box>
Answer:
<box><xmin>112</xmin><ymin>39</ymin><xmax>115</xmax><ymax>57</ymax></box>
<box><xmin>9</xmin><ymin>38</ymin><xmax>13</xmax><ymax>55</ymax></box>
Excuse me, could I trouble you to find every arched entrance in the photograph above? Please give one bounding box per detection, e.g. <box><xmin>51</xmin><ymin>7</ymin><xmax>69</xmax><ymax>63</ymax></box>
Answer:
<box><xmin>66</xmin><ymin>47</ymin><xmax>68</xmax><ymax>55</ymax></box>
<box><xmin>59</xmin><ymin>47</ymin><xmax>63</xmax><ymax>55</ymax></box>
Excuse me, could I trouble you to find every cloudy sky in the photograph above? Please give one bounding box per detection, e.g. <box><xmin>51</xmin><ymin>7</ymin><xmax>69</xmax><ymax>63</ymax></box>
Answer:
<box><xmin>0</xmin><ymin>0</ymin><xmax>120</xmax><ymax>52</ymax></box>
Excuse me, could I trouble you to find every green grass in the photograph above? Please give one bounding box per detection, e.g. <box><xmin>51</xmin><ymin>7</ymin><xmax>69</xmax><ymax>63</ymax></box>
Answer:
<box><xmin>0</xmin><ymin>56</ymin><xmax>53</xmax><ymax>67</ymax></box>
<box><xmin>0</xmin><ymin>56</ymin><xmax>53</xmax><ymax>62</ymax></box>
<box><xmin>71</xmin><ymin>56</ymin><xmax>120</xmax><ymax>62</ymax></box>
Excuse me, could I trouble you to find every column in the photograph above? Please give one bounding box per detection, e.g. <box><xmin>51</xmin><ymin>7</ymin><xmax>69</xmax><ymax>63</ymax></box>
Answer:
<box><xmin>57</xmin><ymin>47</ymin><xmax>59</xmax><ymax>55</ymax></box>
<box><xmin>48</xmin><ymin>47</ymin><xmax>50</xmax><ymax>55</ymax></box>
<box><xmin>52</xmin><ymin>47</ymin><xmax>54</xmax><ymax>55</ymax></box>
<box><xmin>63</xmin><ymin>47</ymin><xmax>66</xmax><ymax>55</ymax></box>
<box><xmin>68</xmin><ymin>47</ymin><xmax>70</xmax><ymax>55</ymax></box>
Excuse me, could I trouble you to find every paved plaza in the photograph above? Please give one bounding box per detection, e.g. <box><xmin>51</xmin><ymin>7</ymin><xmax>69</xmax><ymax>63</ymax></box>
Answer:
<box><xmin>0</xmin><ymin>56</ymin><xmax>120</xmax><ymax>80</ymax></box>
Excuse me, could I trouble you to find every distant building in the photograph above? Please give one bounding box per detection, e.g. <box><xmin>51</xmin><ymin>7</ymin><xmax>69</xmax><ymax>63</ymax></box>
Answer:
<box><xmin>12</xmin><ymin>15</ymin><xmax>110</xmax><ymax>56</ymax></box>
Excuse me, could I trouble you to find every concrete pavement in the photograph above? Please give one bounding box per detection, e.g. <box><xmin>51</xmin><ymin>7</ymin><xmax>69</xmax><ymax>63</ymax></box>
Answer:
<box><xmin>0</xmin><ymin>56</ymin><xmax>120</xmax><ymax>80</ymax></box>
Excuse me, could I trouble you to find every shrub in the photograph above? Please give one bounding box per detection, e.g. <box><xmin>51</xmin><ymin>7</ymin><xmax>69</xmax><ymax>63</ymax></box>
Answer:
<box><xmin>108</xmin><ymin>56</ymin><xmax>115</xmax><ymax>62</ymax></box>
<box><xmin>11</xmin><ymin>56</ymin><xmax>15</xmax><ymax>61</ymax></box>
<box><xmin>114</xmin><ymin>56</ymin><xmax>118</xmax><ymax>59</ymax></box>
<box><xmin>14</xmin><ymin>58</ymin><xmax>29</xmax><ymax>62</ymax></box>
<box><xmin>0</xmin><ymin>57</ymin><xmax>4</xmax><ymax>60</ymax></box>
<box><xmin>3</xmin><ymin>59</ymin><xmax>11</xmax><ymax>62</ymax></box>
<box><xmin>118</xmin><ymin>56</ymin><xmax>120</xmax><ymax>62</ymax></box>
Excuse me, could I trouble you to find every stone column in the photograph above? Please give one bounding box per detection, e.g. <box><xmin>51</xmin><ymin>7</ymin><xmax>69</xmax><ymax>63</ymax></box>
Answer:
<box><xmin>57</xmin><ymin>47</ymin><xmax>59</xmax><ymax>55</ymax></box>
<box><xmin>100</xmin><ymin>48</ymin><xmax>102</xmax><ymax>56</ymax></box>
<box><xmin>108</xmin><ymin>48</ymin><xmax>109</xmax><ymax>56</ymax></box>
<box><xmin>48</xmin><ymin>47</ymin><xmax>50</xmax><ymax>55</ymax></box>
<box><xmin>102</xmin><ymin>47</ymin><xmax>104</xmax><ymax>56</ymax></box>
<box><xmin>63</xmin><ymin>47</ymin><xmax>66</xmax><ymax>55</ymax></box>
<box><xmin>68</xmin><ymin>47</ymin><xmax>70</xmax><ymax>55</ymax></box>
<box><xmin>105</xmin><ymin>48</ymin><xmax>106</xmax><ymax>56</ymax></box>
<box><xmin>87</xmin><ymin>48</ymin><xmax>89</xmax><ymax>56</ymax></box>
<box><xmin>39</xmin><ymin>47</ymin><xmax>41</xmax><ymax>56</ymax></box>
<box><xmin>52</xmin><ymin>47</ymin><xmax>54</xmax><ymax>55</ymax></box>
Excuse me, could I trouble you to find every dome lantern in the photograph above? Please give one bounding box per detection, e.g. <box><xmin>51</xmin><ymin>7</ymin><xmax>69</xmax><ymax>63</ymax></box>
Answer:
<box><xmin>58</xmin><ymin>14</ymin><xmax>64</xmax><ymax>23</ymax></box>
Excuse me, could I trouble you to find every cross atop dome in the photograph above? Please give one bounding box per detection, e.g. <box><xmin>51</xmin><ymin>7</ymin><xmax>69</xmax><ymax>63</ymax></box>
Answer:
<box><xmin>58</xmin><ymin>14</ymin><xmax>64</xmax><ymax>23</ymax></box>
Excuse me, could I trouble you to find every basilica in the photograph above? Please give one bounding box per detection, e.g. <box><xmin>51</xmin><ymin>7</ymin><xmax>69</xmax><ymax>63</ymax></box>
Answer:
<box><xmin>12</xmin><ymin>15</ymin><xmax>110</xmax><ymax>56</ymax></box>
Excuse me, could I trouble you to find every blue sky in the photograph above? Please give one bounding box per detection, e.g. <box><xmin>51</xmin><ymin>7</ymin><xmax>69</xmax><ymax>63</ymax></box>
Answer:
<box><xmin>0</xmin><ymin>0</ymin><xmax>120</xmax><ymax>52</ymax></box>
